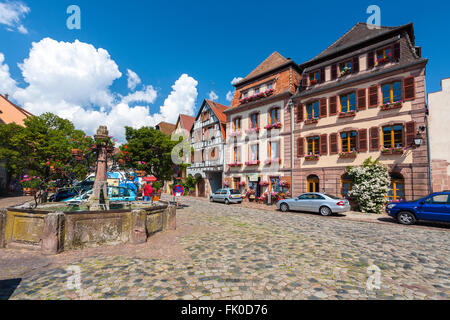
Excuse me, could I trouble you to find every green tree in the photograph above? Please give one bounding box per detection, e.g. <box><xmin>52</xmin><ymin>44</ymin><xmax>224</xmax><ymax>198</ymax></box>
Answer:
<box><xmin>346</xmin><ymin>157</ymin><xmax>391</xmax><ymax>213</ymax></box>
<box><xmin>120</xmin><ymin>126</ymin><xmax>178</xmax><ymax>182</ymax></box>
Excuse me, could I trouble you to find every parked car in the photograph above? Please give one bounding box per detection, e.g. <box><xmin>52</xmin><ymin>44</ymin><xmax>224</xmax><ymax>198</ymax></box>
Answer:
<box><xmin>386</xmin><ymin>191</ymin><xmax>450</xmax><ymax>225</ymax></box>
<box><xmin>276</xmin><ymin>193</ymin><xmax>351</xmax><ymax>216</ymax></box>
<box><xmin>48</xmin><ymin>188</ymin><xmax>80</xmax><ymax>202</ymax></box>
<box><xmin>210</xmin><ymin>188</ymin><xmax>243</xmax><ymax>205</ymax></box>
<box><xmin>63</xmin><ymin>186</ymin><xmax>138</xmax><ymax>203</ymax></box>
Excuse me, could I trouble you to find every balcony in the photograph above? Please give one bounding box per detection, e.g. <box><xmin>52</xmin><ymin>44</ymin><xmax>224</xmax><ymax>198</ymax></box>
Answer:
<box><xmin>380</xmin><ymin>101</ymin><xmax>403</xmax><ymax>111</ymax></box>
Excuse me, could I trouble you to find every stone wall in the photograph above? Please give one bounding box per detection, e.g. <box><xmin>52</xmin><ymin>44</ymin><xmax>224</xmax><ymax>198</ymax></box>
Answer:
<box><xmin>0</xmin><ymin>202</ymin><xmax>176</xmax><ymax>255</ymax></box>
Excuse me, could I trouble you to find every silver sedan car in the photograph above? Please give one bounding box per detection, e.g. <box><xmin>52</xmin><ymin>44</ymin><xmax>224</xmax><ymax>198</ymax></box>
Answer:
<box><xmin>276</xmin><ymin>193</ymin><xmax>351</xmax><ymax>216</ymax></box>
<box><xmin>210</xmin><ymin>188</ymin><xmax>243</xmax><ymax>205</ymax></box>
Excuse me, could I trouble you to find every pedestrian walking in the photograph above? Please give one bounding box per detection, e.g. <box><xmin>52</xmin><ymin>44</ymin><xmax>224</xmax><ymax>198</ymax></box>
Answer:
<box><xmin>143</xmin><ymin>181</ymin><xmax>153</xmax><ymax>203</ymax></box>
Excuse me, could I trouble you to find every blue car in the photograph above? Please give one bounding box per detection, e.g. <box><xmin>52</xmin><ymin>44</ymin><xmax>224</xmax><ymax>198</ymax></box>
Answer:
<box><xmin>386</xmin><ymin>191</ymin><xmax>450</xmax><ymax>225</ymax></box>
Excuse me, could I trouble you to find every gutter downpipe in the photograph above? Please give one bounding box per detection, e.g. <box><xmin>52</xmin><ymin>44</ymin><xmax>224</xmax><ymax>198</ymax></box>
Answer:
<box><xmin>425</xmin><ymin>107</ymin><xmax>433</xmax><ymax>193</ymax></box>
<box><xmin>289</xmin><ymin>99</ymin><xmax>295</xmax><ymax>197</ymax></box>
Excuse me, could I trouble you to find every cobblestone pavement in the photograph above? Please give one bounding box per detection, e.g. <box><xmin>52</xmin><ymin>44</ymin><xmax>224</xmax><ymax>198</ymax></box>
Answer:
<box><xmin>2</xmin><ymin>197</ymin><xmax>450</xmax><ymax>300</ymax></box>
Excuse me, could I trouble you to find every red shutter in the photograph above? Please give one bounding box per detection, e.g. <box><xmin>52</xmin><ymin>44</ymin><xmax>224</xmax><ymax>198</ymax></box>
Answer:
<box><xmin>368</xmin><ymin>85</ymin><xmax>378</xmax><ymax>108</ymax></box>
<box><xmin>405</xmin><ymin>121</ymin><xmax>416</xmax><ymax>147</ymax></box>
<box><xmin>329</xmin><ymin>133</ymin><xmax>338</xmax><ymax>154</ymax></box>
<box><xmin>357</xmin><ymin>88</ymin><xmax>366</xmax><ymax>111</ymax></box>
<box><xmin>320</xmin><ymin>68</ymin><xmax>325</xmax><ymax>83</ymax></box>
<box><xmin>331</xmin><ymin>64</ymin><xmax>337</xmax><ymax>80</ymax></box>
<box><xmin>352</xmin><ymin>56</ymin><xmax>360</xmax><ymax>73</ymax></box>
<box><xmin>369</xmin><ymin>127</ymin><xmax>380</xmax><ymax>151</ymax></box>
<box><xmin>297</xmin><ymin>137</ymin><xmax>304</xmax><ymax>157</ymax></box>
<box><xmin>302</xmin><ymin>74</ymin><xmax>308</xmax><ymax>87</ymax></box>
<box><xmin>319</xmin><ymin>99</ymin><xmax>327</xmax><ymax>118</ymax></box>
<box><xmin>403</xmin><ymin>77</ymin><xmax>415</xmax><ymax>101</ymax></box>
<box><xmin>320</xmin><ymin>134</ymin><xmax>328</xmax><ymax>156</ymax></box>
<box><xmin>358</xmin><ymin>128</ymin><xmax>368</xmax><ymax>152</ymax></box>
<box><xmin>297</xmin><ymin>104</ymin><xmax>304</xmax><ymax>123</ymax></box>
<box><xmin>393</xmin><ymin>42</ymin><xmax>401</xmax><ymax>61</ymax></box>
<box><xmin>367</xmin><ymin>51</ymin><xmax>375</xmax><ymax>69</ymax></box>
<box><xmin>329</xmin><ymin>96</ymin><xmax>337</xmax><ymax>115</ymax></box>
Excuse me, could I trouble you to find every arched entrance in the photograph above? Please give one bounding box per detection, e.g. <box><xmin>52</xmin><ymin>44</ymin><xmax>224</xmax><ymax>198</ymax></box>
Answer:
<box><xmin>194</xmin><ymin>173</ymin><xmax>206</xmax><ymax>197</ymax></box>
<box><xmin>307</xmin><ymin>175</ymin><xmax>320</xmax><ymax>193</ymax></box>
<box><xmin>388</xmin><ymin>173</ymin><xmax>405</xmax><ymax>202</ymax></box>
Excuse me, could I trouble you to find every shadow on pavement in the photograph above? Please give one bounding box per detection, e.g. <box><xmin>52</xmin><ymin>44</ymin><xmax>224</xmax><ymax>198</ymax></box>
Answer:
<box><xmin>0</xmin><ymin>278</ymin><xmax>22</xmax><ymax>300</ymax></box>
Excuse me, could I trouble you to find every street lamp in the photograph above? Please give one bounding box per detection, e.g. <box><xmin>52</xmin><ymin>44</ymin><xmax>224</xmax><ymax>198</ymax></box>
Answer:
<box><xmin>414</xmin><ymin>133</ymin><xmax>423</xmax><ymax>147</ymax></box>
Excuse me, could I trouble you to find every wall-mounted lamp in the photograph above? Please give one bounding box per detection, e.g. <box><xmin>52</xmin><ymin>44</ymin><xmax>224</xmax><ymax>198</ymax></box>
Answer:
<box><xmin>414</xmin><ymin>126</ymin><xmax>426</xmax><ymax>147</ymax></box>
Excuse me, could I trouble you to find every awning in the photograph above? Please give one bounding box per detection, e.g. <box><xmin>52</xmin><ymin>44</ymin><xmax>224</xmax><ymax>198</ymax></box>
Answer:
<box><xmin>143</xmin><ymin>176</ymin><xmax>157</xmax><ymax>182</ymax></box>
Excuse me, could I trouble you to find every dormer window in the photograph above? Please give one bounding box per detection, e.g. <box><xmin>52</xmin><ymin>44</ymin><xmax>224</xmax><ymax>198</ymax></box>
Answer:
<box><xmin>309</xmin><ymin>71</ymin><xmax>320</xmax><ymax>85</ymax></box>
<box><xmin>377</xmin><ymin>47</ymin><xmax>393</xmax><ymax>65</ymax></box>
<box><xmin>267</xmin><ymin>83</ymin><xmax>273</xmax><ymax>90</ymax></box>
<box><xmin>339</xmin><ymin>61</ymin><xmax>352</xmax><ymax>77</ymax></box>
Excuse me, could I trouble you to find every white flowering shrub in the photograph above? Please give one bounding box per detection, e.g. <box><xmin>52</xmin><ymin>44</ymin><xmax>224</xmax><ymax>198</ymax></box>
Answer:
<box><xmin>347</xmin><ymin>157</ymin><xmax>391</xmax><ymax>214</ymax></box>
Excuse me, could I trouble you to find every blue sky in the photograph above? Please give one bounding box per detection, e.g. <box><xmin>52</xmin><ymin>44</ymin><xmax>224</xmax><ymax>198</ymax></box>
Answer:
<box><xmin>0</xmin><ymin>0</ymin><xmax>449</xmax><ymax>139</ymax></box>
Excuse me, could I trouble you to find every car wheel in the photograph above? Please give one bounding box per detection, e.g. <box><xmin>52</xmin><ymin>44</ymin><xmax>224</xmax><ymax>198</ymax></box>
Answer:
<box><xmin>319</xmin><ymin>206</ymin><xmax>332</xmax><ymax>216</ymax></box>
<box><xmin>210</xmin><ymin>197</ymin><xmax>214</xmax><ymax>202</ymax></box>
<box><xmin>280</xmin><ymin>203</ymin><xmax>290</xmax><ymax>212</ymax></box>
<box><xmin>225</xmin><ymin>199</ymin><xmax>230</xmax><ymax>205</ymax></box>
<box><xmin>397</xmin><ymin>211</ymin><xmax>416</xmax><ymax>225</ymax></box>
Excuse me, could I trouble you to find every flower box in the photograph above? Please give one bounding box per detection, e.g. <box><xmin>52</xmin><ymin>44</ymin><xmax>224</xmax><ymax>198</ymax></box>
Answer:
<box><xmin>264</xmin><ymin>158</ymin><xmax>281</xmax><ymax>165</ymax></box>
<box><xmin>228</xmin><ymin>162</ymin><xmax>243</xmax><ymax>168</ymax></box>
<box><xmin>239</xmin><ymin>181</ymin><xmax>246</xmax><ymax>187</ymax></box>
<box><xmin>339</xmin><ymin>151</ymin><xmax>357</xmax><ymax>158</ymax></box>
<box><xmin>338</xmin><ymin>111</ymin><xmax>356</xmax><ymax>118</ymax></box>
<box><xmin>339</xmin><ymin>68</ymin><xmax>351</xmax><ymax>77</ymax></box>
<box><xmin>23</xmin><ymin>188</ymin><xmax>37</xmax><ymax>196</ymax></box>
<box><xmin>310</xmin><ymin>79</ymin><xmax>318</xmax><ymax>85</ymax></box>
<box><xmin>229</xmin><ymin>131</ymin><xmax>242</xmax><ymax>137</ymax></box>
<box><xmin>264</xmin><ymin>123</ymin><xmax>282</xmax><ymax>130</ymax></box>
<box><xmin>304</xmin><ymin>118</ymin><xmax>319</xmax><ymax>125</ymax></box>
<box><xmin>245</xmin><ymin>160</ymin><xmax>260</xmax><ymax>166</ymax></box>
<box><xmin>245</xmin><ymin>127</ymin><xmax>260</xmax><ymax>134</ymax></box>
<box><xmin>239</xmin><ymin>89</ymin><xmax>274</xmax><ymax>105</ymax></box>
<box><xmin>259</xmin><ymin>181</ymin><xmax>269</xmax><ymax>186</ymax></box>
<box><xmin>380</xmin><ymin>101</ymin><xmax>403</xmax><ymax>111</ymax></box>
<box><xmin>377</xmin><ymin>55</ymin><xmax>392</xmax><ymax>65</ymax></box>
<box><xmin>305</xmin><ymin>154</ymin><xmax>320</xmax><ymax>161</ymax></box>
<box><xmin>381</xmin><ymin>147</ymin><xmax>405</xmax><ymax>155</ymax></box>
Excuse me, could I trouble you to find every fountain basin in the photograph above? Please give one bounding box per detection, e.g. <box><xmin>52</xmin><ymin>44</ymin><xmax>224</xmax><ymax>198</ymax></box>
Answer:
<box><xmin>0</xmin><ymin>201</ymin><xmax>176</xmax><ymax>255</ymax></box>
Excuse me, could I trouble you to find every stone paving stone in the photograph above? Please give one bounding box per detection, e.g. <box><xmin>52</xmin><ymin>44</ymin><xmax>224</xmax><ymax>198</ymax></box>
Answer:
<box><xmin>3</xmin><ymin>196</ymin><xmax>450</xmax><ymax>300</ymax></box>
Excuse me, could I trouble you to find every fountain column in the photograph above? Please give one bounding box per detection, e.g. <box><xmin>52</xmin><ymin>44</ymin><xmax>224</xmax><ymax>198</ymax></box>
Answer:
<box><xmin>89</xmin><ymin>125</ymin><xmax>110</xmax><ymax>211</ymax></box>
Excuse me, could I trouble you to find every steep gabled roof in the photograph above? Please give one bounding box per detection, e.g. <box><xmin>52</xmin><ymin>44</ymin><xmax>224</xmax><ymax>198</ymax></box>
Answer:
<box><xmin>179</xmin><ymin>114</ymin><xmax>195</xmax><ymax>132</ymax></box>
<box><xmin>155</xmin><ymin>121</ymin><xmax>176</xmax><ymax>136</ymax></box>
<box><xmin>205</xmin><ymin>100</ymin><xmax>228</xmax><ymax>124</ymax></box>
<box><xmin>239</xmin><ymin>52</ymin><xmax>289</xmax><ymax>84</ymax></box>
<box><xmin>304</xmin><ymin>22</ymin><xmax>414</xmax><ymax>65</ymax></box>
<box><xmin>0</xmin><ymin>94</ymin><xmax>33</xmax><ymax>117</ymax></box>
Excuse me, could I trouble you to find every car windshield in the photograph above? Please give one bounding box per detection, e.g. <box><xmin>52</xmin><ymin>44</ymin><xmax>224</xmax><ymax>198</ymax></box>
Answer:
<box><xmin>325</xmin><ymin>194</ymin><xmax>340</xmax><ymax>200</ymax></box>
<box><xmin>230</xmin><ymin>189</ymin><xmax>240</xmax><ymax>195</ymax></box>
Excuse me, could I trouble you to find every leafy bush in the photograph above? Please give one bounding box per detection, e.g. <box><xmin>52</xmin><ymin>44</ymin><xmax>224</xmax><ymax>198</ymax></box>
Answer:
<box><xmin>347</xmin><ymin>157</ymin><xmax>391</xmax><ymax>214</ymax></box>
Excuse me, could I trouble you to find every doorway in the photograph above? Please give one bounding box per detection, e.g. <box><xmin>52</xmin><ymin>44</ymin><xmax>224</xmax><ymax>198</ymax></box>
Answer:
<box><xmin>307</xmin><ymin>175</ymin><xmax>320</xmax><ymax>193</ymax></box>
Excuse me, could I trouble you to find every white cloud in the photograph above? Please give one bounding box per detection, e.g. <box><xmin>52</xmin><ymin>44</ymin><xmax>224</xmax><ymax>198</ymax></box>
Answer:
<box><xmin>226</xmin><ymin>91</ymin><xmax>234</xmax><ymax>102</ymax></box>
<box><xmin>0</xmin><ymin>1</ymin><xmax>30</xmax><ymax>33</ymax></box>
<box><xmin>208</xmin><ymin>90</ymin><xmax>218</xmax><ymax>101</ymax></box>
<box><xmin>231</xmin><ymin>77</ymin><xmax>243</xmax><ymax>85</ymax></box>
<box><xmin>121</xmin><ymin>85</ymin><xmax>157</xmax><ymax>105</ymax></box>
<box><xmin>126</xmin><ymin>69</ymin><xmax>141</xmax><ymax>91</ymax></box>
<box><xmin>159</xmin><ymin>74</ymin><xmax>198</xmax><ymax>124</ymax></box>
<box><xmin>0</xmin><ymin>38</ymin><xmax>199</xmax><ymax>142</ymax></box>
<box><xmin>0</xmin><ymin>53</ymin><xmax>18</xmax><ymax>95</ymax></box>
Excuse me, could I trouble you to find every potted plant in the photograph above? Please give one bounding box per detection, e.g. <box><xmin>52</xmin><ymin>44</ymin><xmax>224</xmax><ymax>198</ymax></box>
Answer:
<box><xmin>339</xmin><ymin>150</ymin><xmax>358</xmax><ymax>158</ymax></box>
<box><xmin>152</xmin><ymin>181</ymin><xmax>163</xmax><ymax>202</ymax></box>
<box><xmin>305</xmin><ymin>154</ymin><xmax>320</xmax><ymax>161</ymax></box>
<box><xmin>20</xmin><ymin>175</ymin><xmax>41</xmax><ymax>195</ymax></box>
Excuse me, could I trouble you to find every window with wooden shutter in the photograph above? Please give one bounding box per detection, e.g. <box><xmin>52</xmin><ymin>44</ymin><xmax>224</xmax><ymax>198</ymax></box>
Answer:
<box><xmin>367</xmin><ymin>51</ymin><xmax>375</xmax><ymax>69</ymax></box>
<box><xmin>320</xmin><ymin>68</ymin><xmax>325</xmax><ymax>83</ymax></box>
<box><xmin>319</xmin><ymin>99</ymin><xmax>327</xmax><ymax>118</ymax></box>
<box><xmin>352</xmin><ymin>56</ymin><xmax>360</xmax><ymax>73</ymax></box>
<box><xmin>296</xmin><ymin>104</ymin><xmax>304</xmax><ymax>123</ymax></box>
<box><xmin>302</xmin><ymin>74</ymin><xmax>308</xmax><ymax>87</ymax></box>
<box><xmin>405</xmin><ymin>121</ymin><xmax>416</xmax><ymax>147</ymax></box>
<box><xmin>357</xmin><ymin>89</ymin><xmax>366</xmax><ymax>111</ymax></box>
<box><xmin>403</xmin><ymin>77</ymin><xmax>415</xmax><ymax>101</ymax></box>
<box><xmin>329</xmin><ymin>133</ymin><xmax>338</xmax><ymax>154</ymax></box>
<box><xmin>358</xmin><ymin>128</ymin><xmax>368</xmax><ymax>152</ymax></box>
<box><xmin>393</xmin><ymin>42</ymin><xmax>401</xmax><ymax>61</ymax></box>
<box><xmin>331</xmin><ymin>64</ymin><xmax>337</xmax><ymax>80</ymax></box>
<box><xmin>297</xmin><ymin>137</ymin><xmax>304</xmax><ymax>157</ymax></box>
<box><xmin>320</xmin><ymin>134</ymin><xmax>328</xmax><ymax>156</ymax></box>
<box><xmin>368</xmin><ymin>85</ymin><xmax>378</xmax><ymax>108</ymax></box>
<box><xmin>369</xmin><ymin>127</ymin><xmax>380</xmax><ymax>151</ymax></box>
<box><xmin>329</xmin><ymin>96</ymin><xmax>337</xmax><ymax>115</ymax></box>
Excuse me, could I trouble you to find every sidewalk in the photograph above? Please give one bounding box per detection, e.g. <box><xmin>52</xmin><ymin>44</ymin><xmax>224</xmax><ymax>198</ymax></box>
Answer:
<box><xmin>163</xmin><ymin>194</ymin><xmax>450</xmax><ymax>230</ymax></box>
